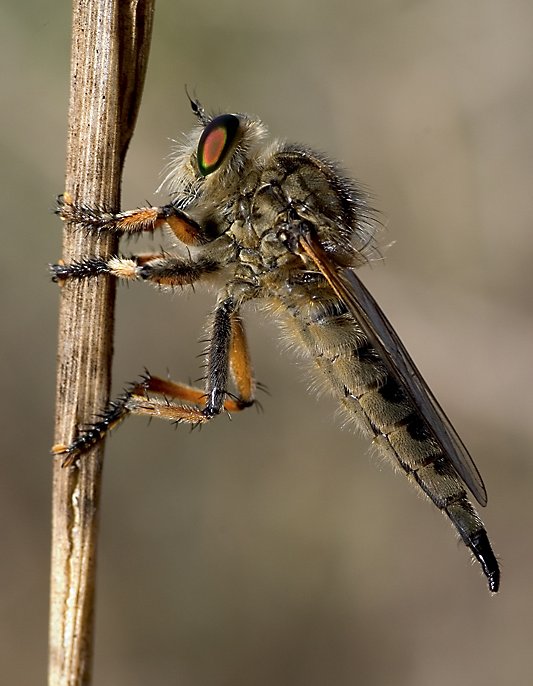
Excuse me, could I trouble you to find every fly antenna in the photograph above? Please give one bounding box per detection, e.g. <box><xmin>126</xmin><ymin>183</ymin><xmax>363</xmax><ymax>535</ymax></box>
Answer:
<box><xmin>185</xmin><ymin>85</ymin><xmax>208</xmax><ymax>124</ymax></box>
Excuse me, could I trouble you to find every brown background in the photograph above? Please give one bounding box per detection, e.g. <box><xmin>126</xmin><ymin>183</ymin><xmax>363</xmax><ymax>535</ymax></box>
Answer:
<box><xmin>2</xmin><ymin>1</ymin><xmax>532</xmax><ymax>684</ymax></box>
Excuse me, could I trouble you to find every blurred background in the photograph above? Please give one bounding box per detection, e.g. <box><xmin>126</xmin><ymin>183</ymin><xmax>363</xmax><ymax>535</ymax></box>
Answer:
<box><xmin>2</xmin><ymin>1</ymin><xmax>532</xmax><ymax>684</ymax></box>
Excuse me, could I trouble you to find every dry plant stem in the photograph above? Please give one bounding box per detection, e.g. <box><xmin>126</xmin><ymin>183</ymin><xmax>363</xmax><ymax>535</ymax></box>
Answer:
<box><xmin>49</xmin><ymin>2</ymin><xmax>154</xmax><ymax>685</ymax></box>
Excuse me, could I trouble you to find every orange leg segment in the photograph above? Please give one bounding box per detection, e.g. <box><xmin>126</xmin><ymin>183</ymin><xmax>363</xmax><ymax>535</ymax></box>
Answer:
<box><xmin>52</xmin><ymin>311</ymin><xmax>257</xmax><ymax>466</ymax></box>
<box><xmin>57</xmin><ymin>195</ymin><xmax>214</xmax><ymax>246</ymax></box>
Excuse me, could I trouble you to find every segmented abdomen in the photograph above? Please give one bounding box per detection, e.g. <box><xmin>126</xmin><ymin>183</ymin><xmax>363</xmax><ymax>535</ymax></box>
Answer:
<box><xmin>273</xmin><ymin>284</ymin><xmax>499</xmax><ymax>590</ymax></box>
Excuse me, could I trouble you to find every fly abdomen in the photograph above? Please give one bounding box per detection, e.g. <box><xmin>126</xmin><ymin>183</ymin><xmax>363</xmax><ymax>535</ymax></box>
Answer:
<box><xmin>281</xmin><ymin>292</ymin><xmax>499</xmax><ymax>590</ymax></box>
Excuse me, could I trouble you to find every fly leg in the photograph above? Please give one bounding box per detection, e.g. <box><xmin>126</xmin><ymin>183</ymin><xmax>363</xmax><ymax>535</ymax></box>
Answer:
<box><xmin>53</xmin><ymin>190</ymin><xmax>224</xmax><ymax>289</ymax></box>
<box><xmin>51</xmin><ymin>252</ymin><xmax>225</xmax><ymax>465</ymax></box>
<box><xmin>53</xmin><ymin>298</ymin><xmax>256</xmax><ymax>466</ymax></box>
<box><xmin>51</xmin><ymin>252</ymin><xmax>221</xmax><ymax>287</ymax></box>
<box><xmin>57</xmin><ymin>194</ymin><xmax>215</xmax><ymax>245</ymax></box>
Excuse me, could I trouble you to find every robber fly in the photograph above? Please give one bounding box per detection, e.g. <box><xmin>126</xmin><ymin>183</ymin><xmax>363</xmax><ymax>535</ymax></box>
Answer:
<box><xmin>52</xmin><ymin>96</ymin><xmax>500</xmax><ymax>592</ymax></box>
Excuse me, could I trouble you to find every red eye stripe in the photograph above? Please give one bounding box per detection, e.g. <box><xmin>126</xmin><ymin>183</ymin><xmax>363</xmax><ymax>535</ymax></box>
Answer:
<box><xmin>197</xmin><ymin>114</ymin><xmax>240</xmax><ymax>176</ymax></box>
<box><xmin>201</xmin><ymin>126</ymin><xmax>227</xmax><ymax>170</ymax></box>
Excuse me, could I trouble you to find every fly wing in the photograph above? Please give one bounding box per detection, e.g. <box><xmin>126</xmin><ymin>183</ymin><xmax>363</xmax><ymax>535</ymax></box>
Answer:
<box><xmin>298</xmin><ymin>232</ymin><xmax>488</xmax><ymax>507</ymax></box>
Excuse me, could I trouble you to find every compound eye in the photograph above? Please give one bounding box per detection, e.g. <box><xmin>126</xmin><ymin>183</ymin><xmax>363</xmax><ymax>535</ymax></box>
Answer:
<box><xmin>197</xmin><ymin>114</ymin><xmax>240</xmax><ymax>176</ymax></box>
